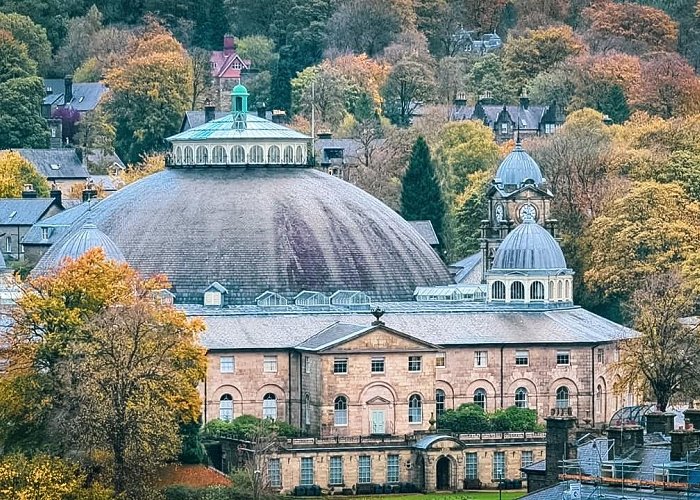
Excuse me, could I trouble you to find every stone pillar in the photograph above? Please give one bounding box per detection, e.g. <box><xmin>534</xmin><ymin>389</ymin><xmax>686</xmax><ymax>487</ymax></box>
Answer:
<box><xmin>545</xmin><ymin>407</ymin><xmax>578</xmax><ymax>487</ymax></box>
<box><xmin>670</xmin><ymin>430</ymin><xmax>700</xmax><ymax>461</ymax></box>
<box><xmin>646</xmin><ymin>412</ymin><xmax>675</xmax><ymax>434</ymax></box>
<box><xmin>606</xmin><ymin>425</ymin><xmax>644</xmax><ymax>457</ymax></box>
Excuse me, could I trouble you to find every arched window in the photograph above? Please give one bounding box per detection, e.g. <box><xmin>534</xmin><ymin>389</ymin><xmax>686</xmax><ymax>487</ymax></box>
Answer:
<box><xmin>492</xmin><ymin>281</ymin><xmax>506</xmax><ymax>300</ymax></box>
<box><xmin>530</xmin><ymin>281</ymin><xmax>545</xmax><ymax>300</ymax></box>
<box><xmin>511</xmin><ymin>281</ymin><xmax>525</xmax><ymax>300</ymax></box>
<box><xmin>295</xmin><ymin>145</ymin><xmax>304</xmax><ymax>164</ymax></box>
<box><xmin>184</xmin><ymin>146</ymin><xmax>194</xmax><ymax>164</ymax></box>
<box><xmin>473</xmin><ymin>389</ymin><xmax>487</xmax><ymax>411</ymax></box>
<box><xmin>555</xmin><ymin>387</ymin><xmax>569</xmax><ymax>408</ymax></box>
<box><xmin>436</xmin><ymin>389</ymin><xmax>446</xmax><ymax>416</ymax></box>
<box><xmin>596</xmin><ymin>385</ymin><xmax>603</xmax><ymax>415</ymax></box>
<box><xmin>175</xmin><ymin>146</ymin><xmax>182</xmax><ymax>164</ymax></box>
<box><xmin>334</xmin><ymin>396</ymin><xmax>348</xmax><ymax>426</ymax></box>
<box><xmin>262</xmin><ymin>393</ymin><xmax>277</xmax><ymax>420</ymax></box>
<box><xmin>549</xmin><ymin>281</ymin><xmax>554</xmax><ymax>299</ymax></box>
<box><xmin>219</xmin><ymin>394</ymin><xmax>233</xmax><ymax>422</ymax></box>
<box><xmin>557</xmin><ymin>280</ymin><xmax>564</xmax><ymax>300</ymax></box>
<box><xmin>268</xmin><ymin>145</ymin><xmax>281</xmax><ymax>164</ymax></box>
<box><xmin>196</xmin><ymin>146</ymin><xmax>208</xmax><ymax>164</ymax></box>
<box><xmin>212</xmin><ymin>146</ymin><xmax>227</xmax><ymax>164</ymax></box>
<box><xmin>233</xmin><ymin>146</ymin><xmax>245</xmax><ymax>164</ymax></box>
<box><xmin>408</xmin><ymin>394</ymin><xmax>422</xmax><ymax>423</ymax></box>
<box><xmin>250</xmin><ymin>145</ymin><xmax>264</xmax><ymax>164</ymax></box>
<box><xmin>284</xmin><ymin>145</ymin><xmax>294</xmax><ymax>163</ymax></box>
<box><xmin>515</xmin><ymin>387</ymin><xmax>528</xmax><ymax>409</ymax></box>
<box><xmin>305</xmin><ymin>394</ymin><xmax>311</xmax><ymax>425</ymax></box>
<box><xmin>565</xmin><ymin>280</ymin><xmax>570</xmax><ymax>300</ymax></box>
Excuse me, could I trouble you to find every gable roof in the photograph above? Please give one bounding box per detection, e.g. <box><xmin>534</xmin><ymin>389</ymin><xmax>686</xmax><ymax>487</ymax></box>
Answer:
<box><xmin>204</xmin><ymin>281</ymin><xmax>228</xmax><ymax>294</ymax></box>
<box><xmin>0</xmin><ymin>198</ymin><xmax>57</xmax><ymax>226</ymax></box>
<box><xmin>407</xmin><ymin>220</ymin><xmax>439</xmax><ymax>245</ymax></box>
<box><xmin>42</xmin><ymin>80</ymin><xmax>108</xmax><ymax>112</ymax></box>
<box><xmin>15</xmin><ymin>149</ymin><xmax>89</xmax><ymax>180</ymax></box>
<box><xmin>22</xmin><ymin>200</ymin><xmax>93</xmax><ymax>245</ymax></box>
<box><xmin>210</xmin><ymin>51</ymin><xmax>250</xmax><ymax>79</ymax></box>
<box><xmin>451</xmin><ymin>251</ymin><xmax>483</xmax><ymax>284</ymax></box>
<box><xmin>454</xmin><ymin>104</ymin><xmax>555</xmax><ymax>130</ymax></box>
<box><xmin>295</xmin><ymin>321</ymin><xmax>440</xmax><ymax>352</ymax></box>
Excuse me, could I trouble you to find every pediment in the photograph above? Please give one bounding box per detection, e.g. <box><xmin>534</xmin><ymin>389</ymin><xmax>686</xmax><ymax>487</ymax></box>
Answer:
<box><xmin>329</xmin><ymin>326</ymin><xmax>439</xmax><ymax>353</ymax></box>
<box><xmin>366</xmin><ymin>396</ymin><xmax>391</xmax><ymax>405</ymax></box>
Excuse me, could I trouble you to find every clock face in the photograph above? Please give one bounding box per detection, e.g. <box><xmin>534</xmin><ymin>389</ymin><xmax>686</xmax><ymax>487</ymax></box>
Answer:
<box><xmin>494</xmin><ymin>204</ymin><xmax>504</xmax><ymax>222</ymax></box>
<box><xmin>519</xmin><ymin>203</ymin><xmax>537</xmax><ymax>221</ymax></box>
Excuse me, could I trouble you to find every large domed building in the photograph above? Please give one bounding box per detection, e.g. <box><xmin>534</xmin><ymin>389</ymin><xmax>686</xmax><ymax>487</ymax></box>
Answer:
<box><xmin>31</xmin><ymin>86</ymin><xmax>636</xmax><ymax>493</ymax></box>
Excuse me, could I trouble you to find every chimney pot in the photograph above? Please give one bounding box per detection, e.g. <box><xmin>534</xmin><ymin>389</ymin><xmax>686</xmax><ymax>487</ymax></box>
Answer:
<box><xmin>204</xmin><ymin>104</ymin><xmax>216</xmax><ymax>123</ymax></box>
<box><xmin>256</xmin><ymin>102</ymin><xmax>266</xmax><ymax>119</ymax></box>
<box><xmin>22</xmin><ymin>184</ymin><xmax>37</xmax><ymax>198</ymax></box>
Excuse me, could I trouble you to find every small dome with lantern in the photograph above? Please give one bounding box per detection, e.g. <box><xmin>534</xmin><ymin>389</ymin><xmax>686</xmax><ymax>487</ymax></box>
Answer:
<box><xmin>494</xmin><ymin>139</ymin><xmax>545</xmax><ymax>191</ymax></box>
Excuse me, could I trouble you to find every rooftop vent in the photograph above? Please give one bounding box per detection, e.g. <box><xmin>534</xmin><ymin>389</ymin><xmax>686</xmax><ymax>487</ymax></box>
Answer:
<box><xmin>49</xmin><ymin>163</ymin><xmax>61</xmax><ymax>170</ymax></box>
<box><xmin>294</xmin><ymin>291</ymin><xmax>330</xmax><ymax>307</ymax></box>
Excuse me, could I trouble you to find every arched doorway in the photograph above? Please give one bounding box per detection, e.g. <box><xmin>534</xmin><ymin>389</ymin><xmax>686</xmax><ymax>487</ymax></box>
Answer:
<box><xmin>436</xmin><ymin>456</ymin><xmax>451</xmax><ymax>490</ymax></box>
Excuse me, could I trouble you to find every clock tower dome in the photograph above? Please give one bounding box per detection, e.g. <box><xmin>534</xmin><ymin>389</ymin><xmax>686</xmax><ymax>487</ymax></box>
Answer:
<box><xmin>480</xmin><ymin>139</ymin><xmax>557</xmax><ymax>279</ymax></box>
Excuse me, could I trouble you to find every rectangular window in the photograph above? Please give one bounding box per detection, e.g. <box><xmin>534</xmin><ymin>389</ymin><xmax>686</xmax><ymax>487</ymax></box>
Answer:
<box><xmin>300</xmin><ymin>457</ymin><xmax>314</xmax><ymax>486</ymax></box>
<box><xmin>521</xmin><ymin>451</ymin><xmax>533</xmax><ymax>479</ymax></box>
<box><xmin>465</xmin><ymin>453</ymin><xmax>478</xmax><ymax>480</ymax></box>
<box><xmin>5</xmin><ymin>236</ymin><xmax>10</xmax><ymax>253</ymax></box>
<box><xmin>387</xmin><ymin>455</ymin><xmax>400</xmax><ymax>483</ymax></box>
<box><xmin>371</xmin><ymin>357</ymin><xmax>385</xmax><ymax>373</ymax></box>
<box><xmin>597</xmin><ymin>348</ymin><xmax>605</xmax><ymax>364</ymax></box>
<box><xmin>329</xmin><ymin>456</ymin><xmax>343</xmax><ymax>485</ymax></box>
<box><xmin>333</xmin><ymin>357</ymin><xmax>348</xmax><ymax>374</ymax></box>
<box><xmin>304</xmin><ymin>356</ymin><xmax>311</xmax><ymax>374</ymax></box>
<box><xmin>358</xmin><ymin>456</ymin><xmax>372</xmax><ymax>484</ymax></box>
<box><xmin>220</xmin><ymin>356</ymin><xmax>235</xmax><ymax>373</ymax></box>
<box><xmin>492</xmin><ymin>451</ymin><xmax>506</xmax><ymax>481</ymax></box>
<box><xmin>515</xmin><ymin>350</ymin><xmax>529</xmax><ymax>366</ymax></box>
<box><xmin>500</xmin><ymin>122</ymin><xmax>508</xmax><ymax>134</ymax></box>
<box><xmin>436</xmin><ymin>352</ymin><xmax>446</xmax><ymax>368</ymax></box>
<box><xmin>556</xmin><ymin>351</ymin><xmax>570</xmax><ymax>366</ymax></box>
<box><xmin>41</xmin><ymin>227</ymin><xmax>49</xmax><ymax>240</ymax></box>
<box><xmin>264</xmin><ymin>355</ymin><xmax>278</xmax><ymax>373</ymax></box>
<box><xmin>268</xmin><ymin>458</ymin><xmax>281</xmax><ymax>488</ymax></box>
<box><xmin>474</xmin><ymin>350</ymin><xmax>488</xmax><ymax>367</ymax></box>
<box><xmin>408</xmin><ymin>356</ymin><xmax>422</xmax><ymax>372</ymax></box>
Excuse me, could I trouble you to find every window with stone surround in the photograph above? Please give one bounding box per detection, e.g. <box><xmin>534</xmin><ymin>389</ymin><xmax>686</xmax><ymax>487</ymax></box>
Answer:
<box><xmin>220</xmin><ymin>356</ymin><xmax>235</xmax><ymax>373</ymax></box>
<box><xmin>521</xmin><ymin>451</ymin><xmax>533</xmax><ymax>478</ymax></box>
<box><xmin>268</xmin><ymin>458</ymin><xmax>281</xmax><ymax>488</ymax></box>
<box><xmin>334</xmin><ymin>396</ymin><xmax>348</xmax><ymax>426</ymax></box>
<box><xmin>358</xmin><ymin>456</ymin><xmax>372</xmax><ymax>483</ymax></box>
<box><xmin>263</xmin><ymin>393</ymin><xmax>277</xmax><ymax>420</ymax></box>
<box><xmin>555</xmin><ymin>386</ymin><xmax>569</xmax><ymax>408</ymax></box>
<box><xmin>474</xmin><ymin>350</ymin><xmax>488</xmax><ymax>367</ymax></box>
<box><xmin>304</xmin><ymin>356</ymin><xmax>311</xmax><ymax>373</ymax></box>
<box><xmin>264</xmin><ymin>355</ymin><xmax>278</xmax><ymax>373</ymax></box>
<box><xmin>408</xmin><ymin>356</ymin><xmax>422</xmax><ymax>372</ymax></box>
<box><xmin>408</xmin><ymin>394</ymin><xmax>422</xmax><ymax>423</ymax></box>
<box><xmin>515</xmin><ymin>387</ymin><xmax>528</xmax><ymax>408</ymax></box>
<box><xmin>556</xmin><ymin>351</ymin><xmax>570</xmax><ymax>366</ymax></box>
<box><xmin>371</xmin><ymin>357</ymin><xmax>385</xmax><ymax>373</ymax></box>
<box><xmin>515</xmin><ymin>350</ymin><xmax>529</xmax><ymax>365</ymax></box>
<box><xmin>329</xmin><ymin>456</ymin><xmax>343</xmax><ymax>485</ymax></box>
<box><xmin>333</xmin><ymin>357</ymin><xmax>348</xmax><ymax>374</ymax></box>
<box><xmin>436</xmin><ymin>352</ymin><xmax>446</xmax><ymax>368</ymax></box>
<box><xmin>305</xmin><ymin>394</ymin><xmax>311</xmax><ymax>425</ymax></box>
<box><xmin>436</xmin><ymin>389</ymin><xmax>446</xmax><ymax>416</ymax></box>
<box><xmin>300</xmin><ymin>457</ymin><xmax>314</xmax><ymax>485</ymax></box>
<box><xmin>219</xmin><ymin>394</ymin><xmax>233</xmax><ymax>421</ymax></box>
<box><xmin>474</xmin><ymin>388</ymin><xmax>487</xmax><ymax>410</ymax></box>
<box><xmin>465</xmin><ymin>453</ymin><xmax>478</xmax><ymax>480</ymax></box>
<box><xmin>387</xmin><ymin>455</ymin><xmax>400</xmax><ymax>483</ymax></box>
<box><xmin>597</xmin><ymin>348</ymin><xmax>605</xmax><ymax>364</ymax></box>
<box><xmin>492</xmin><ymin>451</ymin><xmax>506</xmax><ymax>480</ymax></box>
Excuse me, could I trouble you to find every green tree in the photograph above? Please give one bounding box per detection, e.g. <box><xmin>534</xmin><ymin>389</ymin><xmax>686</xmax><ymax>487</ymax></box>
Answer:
<box><xmin>490</xmin><ymin>407</ymin><xmax>542</xmax><ymax>432</ymax></box>
<box><xmin>437</xmin><ymin>404</ymin><xmax>491</xmax><ymax>433</ymax></box>
<box><xmin>53</xmin><ymin>5</ymin><xmax>104</xmax><ymax>75</ymax></box>
<box><xmin>467</xmin><ymin>54</ymin><xmax>515</xmax><ymax>103</ymax></box>
<box><xmin>451</xmin><ymin>169</ymin><xmax>491</xmax><ymax>259</ymax></box>
<box><xmin>0</xmin><ymin>76</ymin><xmax>49</xmax><ymax>149</ymax></box>
<box><xmin>237</xmin><ymin>36</ymin><xmax>278</xmax><ymax>107</ymax></box>
<box><xmin>0</xmin><ymin>12</ymin><xmax>51</xmax><ymax>73</ymax></box>
<box><xmin>382</xmin><ymin>58</ymin><xmax>435</xmax><ymax>127</ymax></box>
<box><xmin>0</xmin><ymin>30</ymin><xmax>37</xmax><ymax>82</ymax></box>
<box><xmin>401</xmin><ymin>136</ymin><xmax>446</xmax><ymax>245</ymax></box>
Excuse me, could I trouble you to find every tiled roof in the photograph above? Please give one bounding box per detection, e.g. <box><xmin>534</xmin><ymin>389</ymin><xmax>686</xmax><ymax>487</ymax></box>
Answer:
<box><xmin>15</xmin><ymin>149</ymin><xmax>89</xmax><ymax>180</ymax></box>
<box><xmin>42</xmin><ymin>80</ymin><xmax>108</xmax><ymax>112</ymax></box>
<box><xmin>22</xmin><ymin>201</ymin><xmax>93</xmax><ymax>245</ymax></box>
<box><xmin>196</xmin><ymin>306</ymin><xmax>636</xmax><ymax>350</ymax></box>
<box><xmin>168</xmin><ymin>113</ymin><xmax>310</xmax><ymax>141</ymax></box>
<box><xmin>0</xmin><ymin>198</ymin><xmax>56</xmax><ymax>226</ymax></box>
<box><xmin>407</xmin><ymin>220</ymin><xmax>439</xmax><ymax>245</ymax></box>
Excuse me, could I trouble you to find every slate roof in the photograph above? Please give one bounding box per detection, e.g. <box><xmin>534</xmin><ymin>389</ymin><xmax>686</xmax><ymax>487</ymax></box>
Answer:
<box><xmin>491</xmin><ymin>218</ymin><xmax>568</xmax><ymax>271</ymax></box>
<box><xmin>522</xmin><ymin>484</ymin><xmax>700</xmax><ymax>500</ymax></box>
<box><xmin>296</xmin><ymin>322</ymin><xmax>370</xmax><ymax>350</ymax></box>
<box><xmin>43</xmin><ymin>80</ymin><xmax>108</xmax><ymax>112</ymax></box>
<box><xmin>15</xmin><ymin>149</ymin><xmax>89</xmax><ymax>180</ymax></box>
<box><xmin>407</xmin><ymin>220</ymin><xmax>439</xmax><ymax>245</ymax></box>
<box><xmin>58</xmin><ymin>168</ymin><xmax>451</xmax><ymax>304</ymax></box>
<box><xmin>414</xmin><ymin>435</ymin><xmax>461</xmax><ymax>450</ymax></box>
<box><xmin>0</xmin><ymin>198</ymin><xmax>57</xmax><ymax>226</ymax></box>
<box><xmin>197</xmin><ymin>306</ymin><xmax>636</xmax><ymax>350</ymax></box>
<box><xmin>181</xmin><ymin>111</ymin><xmax>230</xmax><ymax>132</ymax></box>
<box><xmin>168</xmin><ymin>113</ymin><xmax>310</xmax><ymax>141</ymax></box>
<box><xmin>453</xmin><ymin>104</ymin><xmax>550</xmax><ymax>130</ymax></box>
<box><xmin>22</xmin><ymin>201</ymin><xmax>93</xmax><ymax>246</ymax></box>
<box><xmin>451</xmin><ymin>252</ymin><xmax>483</xmax><ymax>284</ymax></box>
<box><xmin>313</xmin><ymin>138</ymin><xmax>387</xmax><ymax>164</ymax></box>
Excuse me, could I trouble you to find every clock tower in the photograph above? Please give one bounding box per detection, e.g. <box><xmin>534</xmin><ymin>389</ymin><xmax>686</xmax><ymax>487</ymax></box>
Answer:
<box><xmin>480</xmin><ymin>139</ymin><xmax>557</xmax><ymax>280</ymax></box>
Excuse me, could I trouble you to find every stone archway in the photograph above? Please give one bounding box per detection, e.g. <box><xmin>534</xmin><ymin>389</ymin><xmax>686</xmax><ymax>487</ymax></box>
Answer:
<box><xmin>436</xmin><ymin>456</ymin><xmax>451</xmax><ymax>490</ymax></box>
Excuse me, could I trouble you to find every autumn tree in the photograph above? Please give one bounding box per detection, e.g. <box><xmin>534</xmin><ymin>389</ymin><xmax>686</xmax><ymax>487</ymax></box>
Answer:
<box><xmin>122</xmin><ymin>153</ymin><xmax>165</xmax><ymax>185</ymax></box>
<box><xmin>53</xmin><ymin>5</ymin><xmax>104</xmax><ymax>75</ymax></box>
<box><xmin>75</xmin><ymin>104</ymin><xmax>115</xmax><ymax>156</ymax></box>
<box><xmin>401</xmin><ymin>136</ymin><xmax>446</xmax><ymax>244</ymax></box>
<box><xmin>581</xmin><ymin>1</ymin><xmax>678</xmax><ymax>55</ymax></box>
<box><xmin>511</xmin><ymin>0</ymin><xmax>571</xmax><ymax>30</ymax></box>
<box><xmin>415</xmin><ymin>0</ymin><xmax>466</xmax><ymax>56</ymax></box>
<box><xmin>0</xmin><ymin>151</ymin><xmax>50</xmax><ymax>198</ymax></box>
<box><xmin>2</xmin><ymin>249</ymin><xmax>206</xmax><ymax>498</ymax></box>
<box><xmin>451</xmin><ymin>169</ymin><xmax>491</xmax><ymax>259</ymax></box>
<box><xmin>104</xmin><ymin>21</ymin><xmax>193</xmax><ymax>163</ymax></box>
<box><xmin>0</xmin><ymin>12</ymin><xmax>52</xmax><ymax>73</ymax></box>
<box><xmin>0</xmin><ymin>30</ymin><xmax>36</xmax><ymax>82</ymax></box>
<box><xmin>616</xmin><ymin>271</ymin><xmax>700</xmax><ymax>411</ymax></box>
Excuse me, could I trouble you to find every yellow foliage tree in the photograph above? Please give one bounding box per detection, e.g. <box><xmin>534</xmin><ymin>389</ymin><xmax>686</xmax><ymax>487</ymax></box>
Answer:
<box><xmin>0</xmin><ymin>151</ymin><xmax>49</xmax><ymax>197</ymax></box>
<box><xmin>121</xmin><ymin>153</ymin><xmax>165</xmax><ymax>185</ymax></box>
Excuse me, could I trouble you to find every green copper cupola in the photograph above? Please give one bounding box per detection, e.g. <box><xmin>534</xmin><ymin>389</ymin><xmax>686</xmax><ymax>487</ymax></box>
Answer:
<box><xmin>231</xmin><ymin>84</ymin><xmax>249</xmax><ymax>130</ymax></box>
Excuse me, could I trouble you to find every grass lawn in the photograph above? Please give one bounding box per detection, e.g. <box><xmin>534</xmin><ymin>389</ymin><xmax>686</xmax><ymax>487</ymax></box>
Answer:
<box><xmin>354</xmin><ymin>491</ymin><xmax>525</xmax><ymax>500</ymax></box>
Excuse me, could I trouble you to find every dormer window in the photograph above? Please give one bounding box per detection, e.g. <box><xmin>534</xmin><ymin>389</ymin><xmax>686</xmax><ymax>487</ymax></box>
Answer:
<box><xmin>203</xmin><ymin>281</ymin><xmax>228</xmax><ymax>306</ymax></box>
<box><xmin>500</xmin><ymin>123</ymin><xmax>508</xmax><ymax>135</ymax></box>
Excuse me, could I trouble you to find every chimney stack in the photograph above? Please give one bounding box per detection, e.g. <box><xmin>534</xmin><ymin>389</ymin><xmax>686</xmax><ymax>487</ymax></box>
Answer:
<box><xmin>64</xmin><ymin>75</ymin><xmax>73</xmax><ymax>106</ymax></box>
<box><xmin>544</xmin><ymin>407</ymin><xmax>578</xmax><ymax>487</ymax></box>
<box><xmin>646</xmin><ymin>411</ymin><xmax>676</xmax><ymax>435</ymax></box>
<box><xmin>21</xmin><ymin>184</ymin><xmax>37</xmax><ymax>198</ymax></box>
<box><xmin>454</xmin><ymin>91</ymin><xmax>468</xmax><ymax>108</ymax></box>
<box><xmin>607</xmin><ymin>424</ymin><xmax>644</xmax><ymax>458</ymax></box>
<box><xmin>223</xmin><ymin>34</ymin><xmax>235</xmax><ymax>56</ymax></box>
<box><xmin>520</xmin><ymin>90</ymin><xmax>530</xmax><ymax>110</ymax></box>
<box><xmin>50</xmin><ymin>183</ymin><xmax>62</xmax><ymax>206</ymax></box>
<box><xmin>256</xmin><ymin>102</ymin><xmax>266</xmax><ymax>119</ymax></box>
<box><xmin>82</xmin><ymin>179</ymin><xmax>97</xmax><ymax>203</ymax></box>
<box><xmin>204</xmin><ymin>101</ymin><xmax>215</xmax><ymax>123</ymax></box>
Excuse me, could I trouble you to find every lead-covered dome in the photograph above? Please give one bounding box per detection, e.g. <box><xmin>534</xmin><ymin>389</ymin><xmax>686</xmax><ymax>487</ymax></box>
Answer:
<box><xmin>492</xmin><ymin>217</ymin><xmax>566</xmax><ymax>271</ymax></box>
<box><xmin>34</xmin><ymin>220</ymin><xmax>125</xmax><ymax>274</ymax></box>
<box><xmin>495</xmin><ymin>141</ymin><xmax>544</xmax><ymax>189</ymax></box>
<box><xmin>55</xmin><ymin>168</ymin><xmax>451</xmax><ymax>304</ymax></box>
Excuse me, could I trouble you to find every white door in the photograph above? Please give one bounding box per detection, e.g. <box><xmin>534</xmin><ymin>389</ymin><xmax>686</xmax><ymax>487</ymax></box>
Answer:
<box><xmin>371</xmin><ymin>410</ymin><xmax>385</xmax><ymax>434</ymax></box>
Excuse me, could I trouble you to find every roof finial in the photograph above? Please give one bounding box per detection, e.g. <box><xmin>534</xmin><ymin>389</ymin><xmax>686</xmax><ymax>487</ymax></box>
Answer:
<box><xmin>371</xmin><ymin>307</ymin><xmax>385</xmax><ymax>326</ymax></box>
